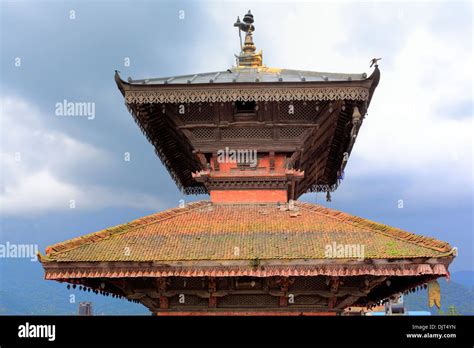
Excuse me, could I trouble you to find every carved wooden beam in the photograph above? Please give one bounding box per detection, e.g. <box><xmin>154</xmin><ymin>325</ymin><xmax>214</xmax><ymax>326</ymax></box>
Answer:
<box><xmin>335</xmin><ymin>295</ymin><xmax>360</xmax><ymax>310</ymax></box>
<box><xmin>194</xmin><ymin>151</ymin><xmax>208</xmax><ymax>170</ymax></box>
<box><xmin>361</xmin><ymin>276</ymin><xmax>387</xmax><ymax>295</ymax></box>
<box><xmin>286</xmin><ymin>150</ymin><xmax>301</xmax><ymax>169</ymax></box>
<box><xmin>127</xmin><ymin>293</ymin><xmax>147</xmax><ymax>300</ymax></box>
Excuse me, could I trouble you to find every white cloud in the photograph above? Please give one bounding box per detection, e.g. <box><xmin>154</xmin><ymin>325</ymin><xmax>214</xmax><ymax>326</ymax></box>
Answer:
<box><xmin>1</xmin><ymin>3</ymin><xmax>471</xmax><ymax>215</ymax></box>
<box><xmin>0</xmin><ymin>96</ymin><xmax>163</xmax><ymax>215</ymax></box>
<box><xmin>199</xmin><ymin>3</ymin><xmax>369</xmax><ymax>72</ymax></box>
<box><xmin>351</xmin><ymin>25</ymin><xmax>472</xmax><ymax>201</ymax></box>
<box><xmin>202</xmin><ymin>3</ymin><xmax>473</xmax><ymax>203</ymax></box>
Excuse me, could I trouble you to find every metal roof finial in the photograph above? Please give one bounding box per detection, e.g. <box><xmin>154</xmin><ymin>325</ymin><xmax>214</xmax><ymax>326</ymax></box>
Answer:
<box><xmin>233</xmin><ymin>10</ymin><xmax>262</xmax><ymax>68</ymax></box>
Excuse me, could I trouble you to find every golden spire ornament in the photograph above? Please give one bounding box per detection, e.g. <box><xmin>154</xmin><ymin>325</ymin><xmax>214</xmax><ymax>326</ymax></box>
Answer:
<box><xmin>234</xmin><ymin>10</ymin><xmax>263</xmax><ymax>67</ymax></box>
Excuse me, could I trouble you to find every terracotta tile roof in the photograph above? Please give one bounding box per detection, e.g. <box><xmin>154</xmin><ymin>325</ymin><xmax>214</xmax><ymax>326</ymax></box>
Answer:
<box><xmin>42</xmin><ymin>201</ymin><xmax>454</xmax><ymax>263</ymax></box>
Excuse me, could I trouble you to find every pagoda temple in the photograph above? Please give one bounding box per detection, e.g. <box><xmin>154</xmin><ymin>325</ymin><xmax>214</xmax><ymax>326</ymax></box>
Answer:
<box><xmin>40</xmin><ymin>11</ymin><xmax>456</xmax><ymax>315</ymax></box>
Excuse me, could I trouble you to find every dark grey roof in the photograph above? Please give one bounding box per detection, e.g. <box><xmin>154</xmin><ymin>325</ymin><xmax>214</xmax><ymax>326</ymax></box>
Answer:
<box><xmin>126</xmin><ymin>67</ymin><xmax>368</xmax><ymax>85</ymax></box>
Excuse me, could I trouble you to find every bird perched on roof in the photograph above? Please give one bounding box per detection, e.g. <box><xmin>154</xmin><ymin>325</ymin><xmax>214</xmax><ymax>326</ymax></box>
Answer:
<box><xmin>370</xmin><ymin>58</ymin><xmax>382</xmax><ymax>67</ymax></box>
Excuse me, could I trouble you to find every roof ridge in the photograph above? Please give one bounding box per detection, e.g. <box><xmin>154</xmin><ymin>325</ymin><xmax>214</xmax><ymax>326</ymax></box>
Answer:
<box><xmin>45</xmin><ymin>200</ymin><xmax>210</xmax><ymax>257</ymax></box>
<box><xmin>296</xmin><ymin>202</ymin><xmax>452</xmax><ymax>253</ymax></box>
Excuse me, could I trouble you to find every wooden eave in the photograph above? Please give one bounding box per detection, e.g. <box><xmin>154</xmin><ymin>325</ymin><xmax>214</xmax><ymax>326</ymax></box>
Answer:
<box><xmin>115</xmin><ymin>68</ymin><xmax>380</xmax><ymax>196</ymax></box>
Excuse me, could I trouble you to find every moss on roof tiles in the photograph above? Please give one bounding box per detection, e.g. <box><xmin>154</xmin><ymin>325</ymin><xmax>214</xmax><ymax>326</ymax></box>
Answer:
<box><xmin>43</xmin><ymin>201</ymin><xmax>453</xmax><ymax>263</ymax></box>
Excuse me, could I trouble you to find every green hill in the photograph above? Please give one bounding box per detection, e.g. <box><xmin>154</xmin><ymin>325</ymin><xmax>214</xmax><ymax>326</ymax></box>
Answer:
<box><xmin>404</xmin><ymin>278</ymin><xmax>474</xmax><ymax>315</ymax></box>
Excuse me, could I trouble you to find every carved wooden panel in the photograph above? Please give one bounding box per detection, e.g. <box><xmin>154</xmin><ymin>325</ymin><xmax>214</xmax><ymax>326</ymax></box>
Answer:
<box><xmin>278</xmin><ymin>101</ymin><xmax>318</xmax><ymax>121</ymax></box>
<box><xmin>278</xmin><ymin>127</ymin><xmax>307</xmax><ymax>139</ymax></box>
<box><xmin>218</xmin><ymin>294</ymin><xmax>279</xmax><ymax>308</ymax></box>
<box><xmin>169</xmin><ymin>277</ymin><xmax>205</xmax><ymax>290</ymax></box>
<box><xmin>177</xmin><ymin>103</ymin><xmax>214</xmax><ymax>123</ymax></box>
<box><xmin>221</xmin><ymin>128</ymin><xmax>273</xmax><ymax>140</ymax></box>
<box><xmin>290</xmin><ymin>277</ymin><xmax>327</xmax><ymax>291</ymax></box>
<box><xmin>291</xmin><ymin>295</ymin><xmax>327</xmax><ymax>306</ymax></box>
<box><xmin>189</xmin><ymin>128</ymin><xmax>216</xmax><ymax>141</ymax></box>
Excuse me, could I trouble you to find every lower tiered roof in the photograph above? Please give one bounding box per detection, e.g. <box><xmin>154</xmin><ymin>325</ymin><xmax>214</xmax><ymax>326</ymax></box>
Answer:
<box><xmin>40</xmin><ymin>201</ymin><xmax>454</xmax><ymax>280</ymax></box>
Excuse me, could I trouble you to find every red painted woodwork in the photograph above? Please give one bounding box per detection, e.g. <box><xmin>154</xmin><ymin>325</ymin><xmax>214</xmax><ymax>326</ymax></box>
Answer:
<box><xmin>210</xmin><ymin>189</ymin><xmax>287</xmax><ymax>203</ymax></box>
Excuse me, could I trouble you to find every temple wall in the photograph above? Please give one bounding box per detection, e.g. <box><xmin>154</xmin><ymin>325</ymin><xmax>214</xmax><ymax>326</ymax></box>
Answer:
<box><xmin>210</xmin><ymin>189</ymin><xmax>287</xmax><ymax>203</ymax></box>
<box><xmin>211</xmin><ymin>153</ymin><xmax>287</xmax><ymax>174</ymax></box>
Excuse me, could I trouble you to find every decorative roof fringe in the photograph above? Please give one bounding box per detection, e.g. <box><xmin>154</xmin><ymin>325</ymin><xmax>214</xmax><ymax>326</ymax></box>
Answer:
<box><xmin>44</xmin><ymin>263</ymin><xmax>449</xmax><ymax>280</ymax></box>
<box><xmin>124</xmin><ymin>87</ymin><xmax>370</xmax><ymax>104</ymax></box>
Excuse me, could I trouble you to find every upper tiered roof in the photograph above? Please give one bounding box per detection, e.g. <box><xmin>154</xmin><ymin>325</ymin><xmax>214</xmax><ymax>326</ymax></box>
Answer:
<box><xmin>114</xmin><ymin>12</ymin><xmax>380</xmax><ymax>197</ymax></box>
<box><xmin>125</xmin><ymin>67</ymin><xmax>368</xmax><ymax>86</ymax></box>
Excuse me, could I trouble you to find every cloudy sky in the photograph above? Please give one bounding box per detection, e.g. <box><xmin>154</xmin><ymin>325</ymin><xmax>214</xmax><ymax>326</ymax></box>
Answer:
<box><xmin>1</xmin><ymin>0</ymin><xmax>472</xmax><ymax>271</ymax></box>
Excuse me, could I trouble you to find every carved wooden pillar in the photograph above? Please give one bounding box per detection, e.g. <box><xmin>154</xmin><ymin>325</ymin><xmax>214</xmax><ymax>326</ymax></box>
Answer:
<box><xmin>209</xmin><ymin>296</ymin><xmax>217</xmax><ymax>308</ymax></box>
<box><xmin>269</xmin><ymin>151</ymin><xmax>275</xmax><ymax>171</ymax></box>
<box><xmin>208</xmin><ymin>277</ymin><xmax>217</xmax><ymax>308</ymax></box>
<box><xmin>159</xmin><ymin>296</ymin><xmax>169</xmax><ymax>309</ymax></box>
<box><xmin>278</xmin><ymin>277</ymin><xmax>294</xmax><ymax>307</ymax></box>
<box><xmin>328</xmin><ymin>296</ymin><xmax>337</xmax><ymax>309</ymax></box>
<box><xmin>212</xmin><ymin>152</ymin><xmax>220</xmax><ymax>171</ymax></box>
<box><xmin>329</xmin><ymin>277</ymin><xmax>340</xmax><ymax>293</ymax></box>
<box><xmin>328</xmin><ymin>277</ymin><xmax>340</xmax><ymax>310</ymax></box>
<box><xmin>156</xmin><ymin>278</ymin><xmax>169</xmax><ymax>310</ymax></box>
<box><xmin>290</xmin><ymin>179</ymin><xmax>296</xmax><ymax>201</ymax></box>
